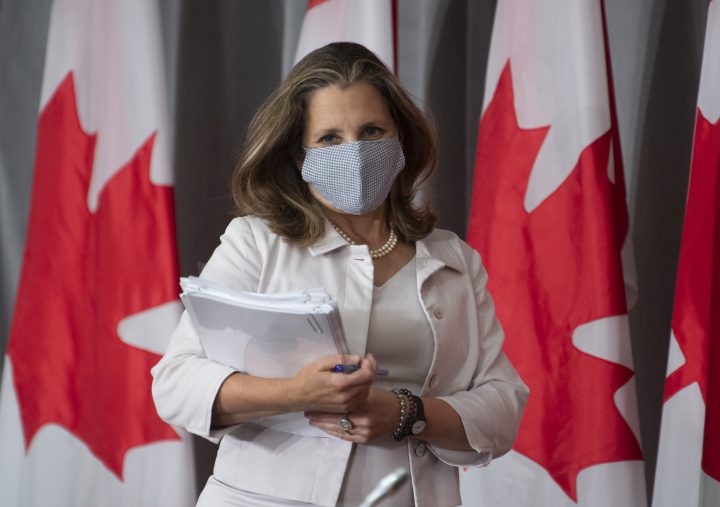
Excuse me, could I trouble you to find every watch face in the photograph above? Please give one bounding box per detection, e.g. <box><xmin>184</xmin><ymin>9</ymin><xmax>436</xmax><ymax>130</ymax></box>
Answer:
<box><xmin>412</xmin><ymin>420</ymin><xmax>426</xmax><ymax>435</ymax></box>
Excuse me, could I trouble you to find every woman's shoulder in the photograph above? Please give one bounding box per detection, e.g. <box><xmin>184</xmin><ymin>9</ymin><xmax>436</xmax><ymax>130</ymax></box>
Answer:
<box><xmin>423</xmin><ymin>227</ymin><xmax>460</xmax><ymax>243</ymax></box>
<box><xmin>213</xmin><ymin>215</ymin><xmax>280</xmax><ymax>261</ymax></box>
<box><xmin>421</xmin><ymin>228</ymin><xmax>477</xmax><ymax>257</ymax></box>
<box><xmin>223</xmin><ymin>215</ymin><xmax>273</xmax><ymax>239</ymax></box>
<box><xmin>418</xmin><ymin>227</ymin><xmax>482</xmax><ymax>270</ymax></box>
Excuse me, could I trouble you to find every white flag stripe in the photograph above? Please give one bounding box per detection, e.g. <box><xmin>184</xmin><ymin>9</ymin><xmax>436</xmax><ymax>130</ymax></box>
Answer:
<box><xmin>482</xmin><ymin>0</ymin><xmax>611</xmax><ymax>212</ymax></box>
<box><xmin>701</xmin><ymin>473</ymin><xmax>720</xmax><ymax>505</ymax></box>
<box><xmin>41</xmin><ymin>0</ymin><xmax>174</xmax><ymax>212</ymax></box>
<box><xmin>697</xmin><ymin>0</ymin><xmax>720</xmax><ymax>122</ymax></box>
<box><xmin>0</xmin><ymin>360</ymin><xmax>195</xmax><ymax>506</ymax></box>
<box><xmin>665</xmin><ymin>330</ymin><xmax>686</xmax><ymax>376</ymax></box>
<box><xmin>461</xmin><ymin>451</ymin><xmax>646</xmax><ymax>506</ymax></box>
<box><xmin>43</xmin><ymin>0</ymin><xmax>176</xmax><ymax>353</ymax></box>
<box><xmin>652</xmin><ymin>2</ymin><xmax>720</xmax><ymax>505</ymax></box>
<box><xmin>572</xmin><ymin>315</ymin><xmax>634</xmax><ymax>369</ymax></box>
<box><xmin>118</xmin><ymin>301</ymin><xmax>184</xmax><ymax>355</ymax></box>
<box><xmin>0</xmin><ymin>0</ymin><xmax>194</xmax><ymax>504</ymax></box>
<box><xmin>573</xmin><ymin>315</ymin><xmax>643</xmax><ymax>446</ymax></box>
<box><xmin>461</xmin><ymin>0</ymin><xmax>645</xmax><ymax>504</ymax></box>
<box><xmin>653</xmin><ymin>384</ymin><xmax>705</xmax><ymax>507</ymax></box>
<box><xmin>294</xmin><ymin>0</ymin><xmax>395</xmax><ymax>71</ymax></box>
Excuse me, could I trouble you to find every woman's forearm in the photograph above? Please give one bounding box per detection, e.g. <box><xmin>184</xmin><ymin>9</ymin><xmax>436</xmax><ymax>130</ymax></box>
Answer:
<box><xmin>418</xmin><ymin>397</ymin><xmax>473</xmax><ymax>451</ymax></box>
<box><xmin>212</xmin><ymin>355</ymin><xmax>377</xmax><ymax>428</ymax></box>
<box><xmin>212</xmin><ymin>372</ymin><xmax>297</xmax><ymax>427</ymax></box>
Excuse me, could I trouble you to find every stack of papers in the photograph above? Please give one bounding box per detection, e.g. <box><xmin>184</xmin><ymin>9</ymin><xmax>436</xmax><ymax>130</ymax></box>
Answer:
<box><xmin>180</xmin><ymin>277</ymin><xmax>349</xmax><ymax>377</ymax></box>
<box><xmin>179</xmin><ymin>277</ymin><xmax>349</xmax><ymax>437</ymax></box>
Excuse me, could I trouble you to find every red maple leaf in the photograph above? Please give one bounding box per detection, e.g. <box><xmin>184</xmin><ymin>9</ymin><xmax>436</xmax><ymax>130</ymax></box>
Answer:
<box><xmin>7</xmin><ymin>72</ymin><xmax>180</xmax><ymax>479</ymax></box>
<box><xmin>467</xmin><ymin>63</ymin><xmax>643</xmax><ymax>501</ymax></box>
<box><xmin>664</xmin><ymin>110</ymin><xmax>720</xmax><ymax>480</ymax></box>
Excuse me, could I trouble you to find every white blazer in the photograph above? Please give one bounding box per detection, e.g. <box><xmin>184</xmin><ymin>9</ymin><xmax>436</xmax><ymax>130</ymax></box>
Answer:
<box><xmin>152</xmin><ymin>215</ymin><xmax>528</xmax><ymax>507</ymax></box>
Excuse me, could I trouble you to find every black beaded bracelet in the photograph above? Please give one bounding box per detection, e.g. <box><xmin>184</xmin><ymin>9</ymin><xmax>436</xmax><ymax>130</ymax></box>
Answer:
<box><xmin>391</xmin><ymin>388</ymin><xmax>417</xmax><ymax>441</ymax></box>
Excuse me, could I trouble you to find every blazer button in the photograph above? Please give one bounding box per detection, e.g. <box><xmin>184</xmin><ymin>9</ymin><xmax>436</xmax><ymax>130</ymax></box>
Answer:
<box><xmin>415</xmin><ymin>442</ymin><xmax>427</xmax><ymax>457</ymax></box>
<box><xmin>433</xmin><ymin>307</ymin><xmax>444</xmax><ymax>319</ymax></box>
<box><xmin>428</xmin><ymin>374</ymin><xmax>439</xmax><ymax>389</ymax></box>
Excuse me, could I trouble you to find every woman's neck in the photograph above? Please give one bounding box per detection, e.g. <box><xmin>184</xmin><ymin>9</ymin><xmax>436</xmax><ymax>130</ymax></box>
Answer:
<box><xmin>324</xmin><ymin>206</ymin><xmax>390</xmax><ymax>248</ymax></box>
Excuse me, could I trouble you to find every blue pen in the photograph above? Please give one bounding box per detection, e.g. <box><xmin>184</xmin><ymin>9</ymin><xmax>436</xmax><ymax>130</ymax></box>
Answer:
<box><xmin>334</xmin><ymin>363</ymin><xmax>389</xmax><ymax>376</ymax></box>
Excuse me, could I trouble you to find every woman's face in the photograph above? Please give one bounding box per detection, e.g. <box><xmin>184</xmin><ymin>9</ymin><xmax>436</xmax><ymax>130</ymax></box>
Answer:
<box><xmin>302</xmin><ymin>81</ymin><xmax>398</xmax><ymax>214</ymax></box>
<box><xmin>303</xmin><ymin>81</ymin><xmax>397</xmax><ymax>148</ymax></box>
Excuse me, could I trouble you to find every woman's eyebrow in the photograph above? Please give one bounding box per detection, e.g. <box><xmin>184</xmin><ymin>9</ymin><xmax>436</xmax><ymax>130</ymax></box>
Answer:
<box><xmin>312</xmin><ymin>127</ymin><xmax>342</xmax><ymax>137</ymax></box>
<box><xmin>313</xmin><ymin>120</ymin><xmax>389</xmax><ymax>135</ymax></box>
<box><xmin>358</xmin><ymin>120</ymin><xmax>389</xmax><ymax>129</ymax></box>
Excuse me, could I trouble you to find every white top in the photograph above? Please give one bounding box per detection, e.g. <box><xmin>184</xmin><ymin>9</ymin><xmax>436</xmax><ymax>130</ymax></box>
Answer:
<box><xmin>337</xmin><ymin>257</ymin><xmax>433</xmax><ymax>506</ymax></box>
<box><xmin>369</xmin><ymin>257</ymin><xmax>434</xmax><ymax>393</ymax></box>
<box><xmin>151</xmin><ymin>216</ymin><xmax>529</xmax><ymax>507</ymax></box>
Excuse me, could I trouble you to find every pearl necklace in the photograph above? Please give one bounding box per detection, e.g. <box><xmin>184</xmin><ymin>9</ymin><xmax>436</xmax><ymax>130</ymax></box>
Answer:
<box><xmin>331</xmin><ymin>222</ymin><xmax>399</xmax><ymax>259</ymax></box>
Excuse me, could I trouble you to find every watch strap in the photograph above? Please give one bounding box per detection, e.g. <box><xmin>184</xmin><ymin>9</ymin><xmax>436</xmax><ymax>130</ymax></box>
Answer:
<box><xmin>410</xmin><ymin>394</ymin><xmax>426</xmax><ymax>435</ymax></box>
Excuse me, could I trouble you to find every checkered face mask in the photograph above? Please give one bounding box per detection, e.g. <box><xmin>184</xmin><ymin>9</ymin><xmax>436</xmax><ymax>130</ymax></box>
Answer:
<box><xmin>301</xmin><ymin>136</ymin><xmax>406</xmax><ymax>215</ymax></box>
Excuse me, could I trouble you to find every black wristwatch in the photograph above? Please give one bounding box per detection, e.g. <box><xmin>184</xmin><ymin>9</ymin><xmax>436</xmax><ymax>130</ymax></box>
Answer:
<box><xmin>410</xmin><ymin>395</ymin><xmax>426</xmax><ymax>435</ymax></box>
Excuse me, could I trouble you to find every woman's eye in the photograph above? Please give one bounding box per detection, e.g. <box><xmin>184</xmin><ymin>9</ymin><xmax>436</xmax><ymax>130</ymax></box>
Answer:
<box><xmin>364</xmin><ymin>127</ymin><xmax>383</xmax><ymax>137</ymax></box>
<box><xmin>319</xmin><ymin>134</ymin><xmax>339</xmax><ymax>144</ymax></box>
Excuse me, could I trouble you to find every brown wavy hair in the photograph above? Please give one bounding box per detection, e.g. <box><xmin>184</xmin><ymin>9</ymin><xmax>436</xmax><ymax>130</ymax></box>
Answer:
<box><xmin>231</xmin><ymin>42</ymin><xmax>437</xmax><ymax>246</ymax></box>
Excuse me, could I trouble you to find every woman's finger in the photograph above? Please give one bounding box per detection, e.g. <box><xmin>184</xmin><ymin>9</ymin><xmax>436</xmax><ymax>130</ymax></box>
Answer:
<box><xmin>358</xmin><ymin>353</ymin><xmax>377</xmax><ymax>376</ymax></box>
<box><xmin>306</xmin><ymin>412</ymin><xmax>376</xmax><ymax>436</ymax></box>
<box><xmin>305</xmin><ymin>412</ymin><xmax>365</xmax><ymax>429</ymax></box>
<box><xmin>304</xmin><ymin>411</ymin><xmax>342</xmax><ymax>422</ymax></box>
<box><xmin>313</xmin><ymin>354</ymin><xmax>360</xmax><ymax>372</ymax></box>
<box><xmin>308</xmin><ymin>419</ymin><xmax>370</xmax><ymax>442</ymax></box>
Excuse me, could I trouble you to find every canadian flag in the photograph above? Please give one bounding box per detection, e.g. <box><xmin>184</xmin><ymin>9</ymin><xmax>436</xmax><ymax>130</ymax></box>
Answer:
<box><xmin>652</xmin><ymin>1</ymin><xmax>720</xmax><ymax>506</ymax></box>
<box><xmin>0</xmin><ymin>1</ymin><xmax>195</xmax><ymax>505</ymax></box>
<box><xmin>463</xmin><ymin>1</ymin><xmax>646</xmax><ymax>505</ymax></box>
<box><xmin>294</xmin><ymin>0</ymin><xmax>396</xmax><ymax>71</ymax></box>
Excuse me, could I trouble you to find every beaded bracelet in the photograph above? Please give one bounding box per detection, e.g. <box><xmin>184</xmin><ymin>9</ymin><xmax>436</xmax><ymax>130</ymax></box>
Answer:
<box><xmin>391</xmin><ymin>388</ymin><xmax>417</xmax><ymax>441</ymax></box>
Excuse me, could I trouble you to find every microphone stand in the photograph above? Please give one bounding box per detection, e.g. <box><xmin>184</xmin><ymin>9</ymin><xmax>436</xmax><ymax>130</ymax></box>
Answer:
<box><xmin>357</xmin><ymin>467</ymin><xmax>409</xmax><ymax>507</ymax></box>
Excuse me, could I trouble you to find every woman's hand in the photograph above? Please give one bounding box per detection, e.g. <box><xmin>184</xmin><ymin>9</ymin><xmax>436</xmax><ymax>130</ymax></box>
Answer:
<box><xmin>305</xmin><ymin>386</ymin><xmax>400</xmax><ymax>443</ymax></box>
<box><xmin>287</xmin><ymin>353</ymin><xmax>376</xmax><ymax>413</ymax></box>
<box><xmin>304</xmin><ymin>355</ymin><xmax>400</xmax><ymax>443</ymax></box>
<box><xmin>211</xmin><ymin>353</ymin><xmax>376</xmax><ymax>427</ymax></box>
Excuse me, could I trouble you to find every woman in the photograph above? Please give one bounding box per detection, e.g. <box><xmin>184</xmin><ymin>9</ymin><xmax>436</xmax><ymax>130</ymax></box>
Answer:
<box><xmin>152</xmin><ymin>42</ymin><xmax>528</xmax><ymax>507</ymax></box>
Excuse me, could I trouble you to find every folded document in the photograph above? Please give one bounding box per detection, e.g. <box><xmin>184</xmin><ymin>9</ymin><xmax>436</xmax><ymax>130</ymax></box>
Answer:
<box><xmin>179</xmin><ymin>277</ymin><xmax>349</xmax><ymax>436</ymax></box>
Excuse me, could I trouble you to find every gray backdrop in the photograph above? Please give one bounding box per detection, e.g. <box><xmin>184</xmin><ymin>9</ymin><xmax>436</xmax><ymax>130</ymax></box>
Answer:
<box><xmin>0</xmin><ymin>0</ymin><xmax>708</xmax><ymax>503</ymax></box>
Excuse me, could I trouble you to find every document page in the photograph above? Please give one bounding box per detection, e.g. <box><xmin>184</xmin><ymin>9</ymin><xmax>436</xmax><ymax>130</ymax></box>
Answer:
<box><xmin>179</xmin><ymin>277</ymin><xmax>349</xmax><ymax>437</ymax></box>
